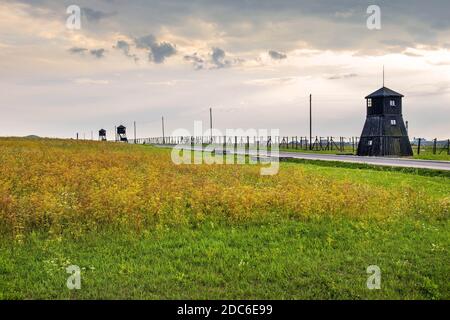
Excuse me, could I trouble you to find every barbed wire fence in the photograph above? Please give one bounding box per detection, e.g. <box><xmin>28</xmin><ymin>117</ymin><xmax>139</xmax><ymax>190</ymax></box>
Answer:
<box><xmin>126</xmin><ymin>135</ymin><xmax>450</xmax><ymax>155</ymax></box>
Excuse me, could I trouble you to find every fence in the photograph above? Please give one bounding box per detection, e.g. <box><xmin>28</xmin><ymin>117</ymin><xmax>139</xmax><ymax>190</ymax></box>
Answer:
<box><xmin>411</xmin><ymin>138</ymin><xmax>450</xmax><ymax>155</ymax></box>
<box><xmin>127</xmin><ymin>136</ymin><xmax>450</xmax><ymax>156</ymax></box>
<box><xmin>130</xmin><ymin>136</ymin><xmax>360</xmax><ymax>153</ymax></box>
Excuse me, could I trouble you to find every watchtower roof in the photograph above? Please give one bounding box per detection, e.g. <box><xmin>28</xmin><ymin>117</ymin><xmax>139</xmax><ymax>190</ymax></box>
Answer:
<box><xmin>365</xmin><ymin>86</ymin><xmax>404</xmax><ymax>99</ymax></box>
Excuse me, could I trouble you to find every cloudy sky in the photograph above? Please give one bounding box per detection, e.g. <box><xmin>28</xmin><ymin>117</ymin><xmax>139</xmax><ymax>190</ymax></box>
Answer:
<box><xmin>0</xmin><ymin>0</ymin><xmax>449</xmax><ymax>139</ymax></box>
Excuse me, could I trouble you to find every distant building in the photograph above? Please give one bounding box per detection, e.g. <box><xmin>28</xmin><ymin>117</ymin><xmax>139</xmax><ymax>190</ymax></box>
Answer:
<box><xmin>116</xmin><ymin>125</ymin><xmax>128</xmax><ymax>142</ymax></box>
<box><xmin>357</xmin><ymin>87</ymin><xmax>413</xmax><ymax>157</ymax></box>
<box><xmin>99</xmin><ymin>129</ymin><xmax>107</xmax><ymax>141</ymax></box>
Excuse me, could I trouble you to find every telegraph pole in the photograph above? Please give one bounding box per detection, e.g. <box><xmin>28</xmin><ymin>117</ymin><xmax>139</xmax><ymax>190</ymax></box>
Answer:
<box><xmin>209</xmin><ymin>107</ymin><xmax>213</xmax><ymax>143</ymax></box>
<box><xmin>162</xmin><ymin>116</ymin><xmax>165</xmax><ymax>144</ymax></box>
<box><xmin>134</xmin><ymin>121</ymin><xmax>137</xmax><ymax>144</ymax></box>
<box><xmin>309</xmin><ymin>94</ymin><xmax>312</xmax><ymax>150</ymax></box>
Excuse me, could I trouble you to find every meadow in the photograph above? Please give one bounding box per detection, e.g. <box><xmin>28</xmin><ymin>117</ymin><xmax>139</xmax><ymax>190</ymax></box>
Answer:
<box><xmin>0</xmin><ymin>138</ymin><xmax>448</xmax><ymax>299</ymax></box>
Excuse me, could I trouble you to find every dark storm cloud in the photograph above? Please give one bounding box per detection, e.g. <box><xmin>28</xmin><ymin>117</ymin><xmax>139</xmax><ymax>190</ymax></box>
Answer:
<box><xmin>135</xmin><ymin>35</ymin><xmax>176</xmax><ymax>63</ymax></box>
<box><xmin>268</xmin><ymin>50</ymin><xmax>287</xmax><ymax>60</ymax></box>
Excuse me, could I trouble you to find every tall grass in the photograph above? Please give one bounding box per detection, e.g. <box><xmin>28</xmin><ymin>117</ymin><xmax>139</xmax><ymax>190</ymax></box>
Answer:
<box><xmin>0</xmin><ymin>138</ymin><xmax>448</xmax><ymax>240</ymax></box>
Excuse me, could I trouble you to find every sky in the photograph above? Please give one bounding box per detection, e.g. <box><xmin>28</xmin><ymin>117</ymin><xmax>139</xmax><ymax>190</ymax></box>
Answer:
<box><xmin>0</xmin><ymin>0</ymin><xmax>449</xmax><ymax>140</ymax></box>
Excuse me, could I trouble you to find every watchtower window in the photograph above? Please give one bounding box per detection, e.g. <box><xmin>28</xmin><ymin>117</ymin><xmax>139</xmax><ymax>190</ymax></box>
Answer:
<box><xmin>368</xmin><ymin>140</ymin><xmax>373</xmax><ymax>146</ymax></box>
<box><xmin>390</xmin><ymin>100</ymin><xmax>396</xmax><ymax>107</ymax></box>
<box><xmin>390</xmin><ymin>119</ymin><xmax>397</xmax><ymax>125</ymax></box>
<box><xmin>367</xmin><ymin>99</ymin><xmax>372</xmax><ymax>107</ymax></box>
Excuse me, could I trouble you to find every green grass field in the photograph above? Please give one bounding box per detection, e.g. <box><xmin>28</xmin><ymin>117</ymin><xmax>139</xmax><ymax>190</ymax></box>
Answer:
<box><xmin>0</xmin><ymin>138</ymin><xmax>448</xmax><ymax>299</ymax></box>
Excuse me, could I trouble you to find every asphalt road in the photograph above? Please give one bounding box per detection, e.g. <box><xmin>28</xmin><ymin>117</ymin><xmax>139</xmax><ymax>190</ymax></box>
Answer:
<box><xmin>273</xmin><ymin>151</ymin><xmax>450</xmax><ymax>171</ymax></box>
<box><xmin>163</xmin><ymin>145</ymin><xmax>450</xmax><ymax>171</ymax></box>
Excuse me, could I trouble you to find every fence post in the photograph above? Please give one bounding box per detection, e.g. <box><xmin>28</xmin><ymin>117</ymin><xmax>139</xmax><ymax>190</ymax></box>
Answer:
<box><xmin>433</xmin><ymin>138</ymin><xmax>437</xmax><ymax>154</ymax></box>
<box><xmin>417</xmin><ymin>138</ymin><xmax>421</xmax><ymax>155</ymax></box>
<box><xmin>352</xmin><ymin>137</ymin><xmax>354</xmax><ymax>153</ymax></box>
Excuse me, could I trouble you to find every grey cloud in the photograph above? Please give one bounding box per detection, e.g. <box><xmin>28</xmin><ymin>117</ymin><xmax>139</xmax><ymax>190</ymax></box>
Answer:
<box><xmin>90</xmin><ymin>49</ymin><xmax>106</xmax><ymax>58</ymax></box>
<box><xmin>403</xmin><ymin>51</ymin><xmax>423</xmax><ymax>57</ymax></box>
<box><xmin>68</xmin><ymin>47</ymin><xmax>88</xmax><ymax>54</ymax></box>
<box><xmin>184</xmin><ymin>48</ymin><xmax>240</xmax><ymax>70</ymax></box>
<box><xmin>14</xmin><ymin>0</ymin><xmax>450</xmax><ymax>55</ymax></box>
<box><xmin>82</xmin><ymin>7</ymin><xmax>116</xmax><ymax>23</ymax></box>
<box><xmin>135</xmin><ymin>35</ymin><xmax>176</xmax><ymax>63</ymax></box>
<box><xmin>268</xmin><ymin>50</ymin><xmax>287</xmax><ymax>60</ymax></box>
<box><xmin>69</xmin><ymin>47</ymin><xmax>106</xmax><ymax>59</ymax></box>
<box><xmin>113</xmin><ymin>40</ymin><xmax>139</xmax><ymax>61</ymax></box>
<box><xmin>184</xmin><ymin>53</ymin><xmax>205</xmax><ymax>70</ymax></box>
<box><xmin>211</xmin><ymin>47</ymin><xmax>231</xmax><ymax>69</ymax></box>
<box><xmin>327</xmin><ymin>73</ymin><xmax>358</xmax><ymax>80</ymax></box>
<box><xmin>115</xmin><ymin>40</ymin><xmax>130</xmax><ymax>54</ymax></box>
<box><xmin>151</xmin><ymin>43</ymin><xmax>176</xmax><ymax>63</ymax></box>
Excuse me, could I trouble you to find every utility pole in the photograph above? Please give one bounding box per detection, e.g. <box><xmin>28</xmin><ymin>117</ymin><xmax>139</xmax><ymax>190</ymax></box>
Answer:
<box><xmin>134</xmin><ymin>121</ymin><xmax>137</xmax><ymax>144</ymax></box>
<box><xmin>76</xmin><ymin>133</ymin><xmax>79</xmax><ymax>140</ymax></box>
<box><xmin>309</xmin><ymin>94</ymin><xmax>312</xmax><ymax>150</ymax></box>
<box><xmin>162</xmin><ymin>116</ymin><xmax>165</xmax><ymax>144</ymax></box>
<box><xmin>209</xmin><ymin>107</ymin><xmax>213</xmax><ymax>144</ymax></box>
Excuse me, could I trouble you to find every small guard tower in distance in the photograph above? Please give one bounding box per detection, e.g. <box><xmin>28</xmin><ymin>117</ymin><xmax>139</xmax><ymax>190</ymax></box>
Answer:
<box><xmin>99</xmin><ymin>129</ymin><xmax>107</xmax><ymax>141</ymax></box>
<box><xmin>357</xmin><ymin>87</ymin><xmax>413</xmax><ymax>157</ymax></box>
<box><xmin>116</xmin><ymin>125</ymin><xmax>128</xmax><ymax>143</ymax></box>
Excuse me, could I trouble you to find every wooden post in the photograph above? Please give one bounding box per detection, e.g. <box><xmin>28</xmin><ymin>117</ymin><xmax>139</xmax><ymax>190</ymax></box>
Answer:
<box><xmin>309</xmin><ymin>94</ymin><xmax>312</xmax><ymax>150</ymax></box>
<box><xmin>134</xmin><ymin>121</ymin><xmax>137</xmax><ymax>144</ymax></box>
<box><xmin>209</xmin><ymin>107</ymin><xmax>213</xmax><ymax>144</ymax></box>
<box><xmin>161</xmin><ymin>117</ymin><xmax>165</xmax><ymax>144</ymax></box>
<box><xmin>433</xmin><ymin>138</ymin><xmax>437</xmax><ymax>154</ymax></box>
<box><xmin>352</xmin><ymin>137</ymin><xmax>355</xmax><ymax>153</ymax></box>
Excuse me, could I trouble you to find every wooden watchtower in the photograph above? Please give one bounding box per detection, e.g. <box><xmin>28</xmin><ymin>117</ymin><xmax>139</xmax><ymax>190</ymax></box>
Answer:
<box><xmin>357</xmin><ymin>87</ymin><xmax>413</xmax><ymax>157</ymax></box>
<box><xmin>99</xmin><ymin>129</ymin><xmax>107</xmax><ymax>141</ymax></box>
<box><xmin>116</xmin><ymin>125</ymin><xmax>128</xmax><ymax>143</ymax></box>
